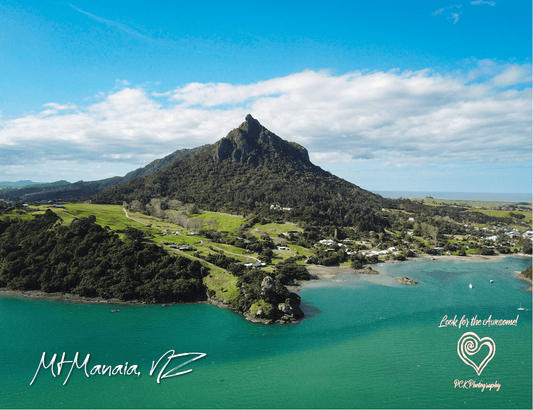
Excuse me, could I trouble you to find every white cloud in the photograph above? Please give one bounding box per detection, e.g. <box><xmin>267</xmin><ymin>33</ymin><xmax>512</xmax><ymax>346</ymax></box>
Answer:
<box><xmin>0</xmin><ymin>64</ymin><xmax>530</xmax><ymax>182</ymax></box>
<box><xmin>449</xmin><ymin>12</ymin><xmax>461</xmax><ymax>23</ymax></box>
<box><xmin>471</xmin><ymin>0</ymin><xmax>496</xmax><ymax>6</ymax></box>
<box><xmin>490</xmin><ymin>65</ymin><xmax>531</xmax><ymax>87</ymax></box>
<box><xmin>68</xmin><ymin>3</ymin><xmax>151</xmax><ymax>41</ymax></box>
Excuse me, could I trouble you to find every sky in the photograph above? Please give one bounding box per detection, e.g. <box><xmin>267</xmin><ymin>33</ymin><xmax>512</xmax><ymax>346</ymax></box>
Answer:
<box><xmin>0</xmin><ymin>0</ymin><xmax>531</xmax><ymax>194</ymax></box>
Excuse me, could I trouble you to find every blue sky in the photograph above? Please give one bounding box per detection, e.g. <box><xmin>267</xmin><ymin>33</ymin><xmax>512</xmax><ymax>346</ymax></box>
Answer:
<box><xmin>0</xmin><ymin>0</ymin><xmax>531</xmax><ymax>194</ymax></box>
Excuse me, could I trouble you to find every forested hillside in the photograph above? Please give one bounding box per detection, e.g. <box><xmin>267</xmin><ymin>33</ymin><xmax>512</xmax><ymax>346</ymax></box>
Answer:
<box><xmin>92</xmin><ymin>115</ymin><xmax>391</xmax><ymax>231</ymax></box>
<box><xmin>0</xmin><ymin>210</ymin><xmax>207</xmax><ymax>302</ymax></box>
<box><xmin>0</xmin><ymin>145</ymin><xmax>211</xmax><ymax>202</ymax></box>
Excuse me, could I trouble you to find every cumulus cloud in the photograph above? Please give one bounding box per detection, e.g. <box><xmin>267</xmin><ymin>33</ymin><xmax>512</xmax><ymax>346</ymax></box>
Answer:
<box><xmin>0</xmin><ymin>64</ymin><xmax>530</xmax><ymax>181</ymax></box>
<box><xmin>490</xmin><ymin>65</ymin><xmax>531</xmax><ymax>87</ymax></box>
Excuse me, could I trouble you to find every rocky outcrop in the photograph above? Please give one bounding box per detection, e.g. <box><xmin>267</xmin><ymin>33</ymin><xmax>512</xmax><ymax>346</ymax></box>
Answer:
<box><xmin>278</xmin><ymin>294</ymin><xmax>304</xmax><ymax>322</ymax></box>
<box><xmin>396</xmin><ymin>276</ymin><xmax>419</xmax><ymax>285</ymax></box>
<box><xmin>353</xmin><ymin>266</ymin><xmax>380</xmax><ymax>275</ymax></box>
<box><xmin>260</xmin><ymin>275</ymin><xmax>276</xmax><ymax>295</ymax></box>
<box><xmin>213</xmin><ymin>114</ymin><xmax>310</xmax><ymax>166</ymax></box>
<box><xmin>239</xmin><ymin>275</ymin><xmax>304</xmax><ymax>324</ymax></box>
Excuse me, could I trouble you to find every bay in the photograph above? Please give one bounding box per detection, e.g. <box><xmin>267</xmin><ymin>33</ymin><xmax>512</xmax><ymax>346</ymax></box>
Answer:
<box><xmin>0</xmin><ymin>257</ymin><xmax>531</xmax><ymax>409</ymax></box>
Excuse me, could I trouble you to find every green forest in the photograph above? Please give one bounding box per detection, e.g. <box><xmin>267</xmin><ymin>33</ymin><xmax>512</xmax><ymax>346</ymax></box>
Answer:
<box><xmin>0</xmin><ymin>116</ymin><xmax>530</xmax><ymax>324</ymax></box>
<box><xmin>0</xmin><ymin>210</ymin><xmax>207</xmax><ymax>302</ymax></box>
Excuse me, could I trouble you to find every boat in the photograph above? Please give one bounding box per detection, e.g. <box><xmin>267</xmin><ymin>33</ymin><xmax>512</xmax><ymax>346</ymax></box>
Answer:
<box><xmin>490</xmin><ymin>280</ymin><xmax>494</xmax><ymax>283</ymax></box>
<box><xmin>469</xmin><ymin>283</ymin><xmax>473</xmax><ymax>289</ymax></box>
<box><xmin>518</xmin><ymin>304</ymin><xmax>525</xmax><ymax>311</ymax></box>
<box><xmin>111</xmin><ymin>309</ymin><xmax>120</xmax><ymax>313</ymax></box>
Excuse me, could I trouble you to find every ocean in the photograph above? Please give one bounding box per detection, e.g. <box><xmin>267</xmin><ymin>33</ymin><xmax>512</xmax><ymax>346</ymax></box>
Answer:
<box><xmin>373</xmin><ymin>191</ymin><xmax>532</xmax><ymax>203</ymax></box>
<box><xmin>1</xmin><ymin>256</ymin><xmax>531</xmax><ymax>409</ymax></box>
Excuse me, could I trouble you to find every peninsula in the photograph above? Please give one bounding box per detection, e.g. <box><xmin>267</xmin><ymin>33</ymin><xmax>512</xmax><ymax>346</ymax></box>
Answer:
<box><xmin>1</xmin><ymin>116</ymin><xmax>531</xmax><ymax>323</ymax></box>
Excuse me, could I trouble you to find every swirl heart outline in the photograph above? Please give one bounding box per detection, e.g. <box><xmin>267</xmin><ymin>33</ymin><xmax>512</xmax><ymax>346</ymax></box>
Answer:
<box><xmin>457</xmin><ymin>332</ymin><xmax>496</xmax><ymax>376</ymax></box>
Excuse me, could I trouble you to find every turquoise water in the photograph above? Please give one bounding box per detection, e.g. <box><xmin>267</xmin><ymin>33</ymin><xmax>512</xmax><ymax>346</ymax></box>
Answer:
<box><xmin>1</xmin><ymin>257</ymin><xmax>531</xmax><ymax>409</ymax></box>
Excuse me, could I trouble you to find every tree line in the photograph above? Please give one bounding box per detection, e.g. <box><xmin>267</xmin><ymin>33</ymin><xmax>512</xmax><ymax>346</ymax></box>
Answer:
<box><xmin>0</xmin><ymin>210</ymin><xmax>208</xmax><ymax>302</ymax></box>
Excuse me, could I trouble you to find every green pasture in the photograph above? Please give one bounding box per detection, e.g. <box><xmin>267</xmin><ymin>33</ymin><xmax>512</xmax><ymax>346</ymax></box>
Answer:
<box><xmin>125</xmin><ymin>210</ymin><xmax>187</xmax><ymax>232</ymax></box>
<box><xmin>190</xmin><ymin>212</ymin><xmax>245</xmax><ymax>234</ymax></box>
<box><xmin>468</xmin><ymin>209</ymin><xmax>532</xmax><ymax>223</ymax></box>
<box><xmin>249</xmin><ymin>222</ymin><xmax>301</xmax><ymax>238</ymax></box>
<box><xmin>153</xmin><ymin>234</ymin><xmax>209</xmax><ymax>246</ymax></box>
<box><xmin>285</xmin><ymin>244</ymin><xmax>314</xmax><ymax>258</ymax></box>
<box><xmin>0</xmin><ymin>212</ymin><xmax>35</xmax><ymax>221</ymax></box>
<box><xmin>419</xmin><ymin>197</ymin><xmax>532</xmax><ymax>209</ymax></box>
<box><xmin>210</xmin><ymin>243</ymin><xmax>248</xmax><ymax>256</ymax></box>
<box><xmin>38</xmin><ymin>204</ymin><xmax>155</xmax><ymax>232</ymax></box>
<box><xmin>203</xmin><ymin>269</ymin><xmax>239</xmax><ymax>302</ymax></box>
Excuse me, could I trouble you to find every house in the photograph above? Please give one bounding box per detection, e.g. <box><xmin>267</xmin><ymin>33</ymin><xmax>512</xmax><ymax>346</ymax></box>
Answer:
<box><xmin>277</xmin><ymin>246</ymin><xmax>290</xmax><ymax>251</ymax></box>
<box><xmin>179</xmin><ymin>246</ymin><xmax>195</xmax><ymax>251</ymax></box>
<box><xmin>244</xmin><ymin>262</ymin><xmax>266</xmax><ymax>268</ymax></box>
<box><xmin>270</xmin><ymin>205</ymin><xmax>292</xmax><ymax>211</ymax></box>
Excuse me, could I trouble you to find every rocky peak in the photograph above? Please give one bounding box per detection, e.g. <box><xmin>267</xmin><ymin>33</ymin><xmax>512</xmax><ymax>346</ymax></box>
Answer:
<box><xmin>212</xmin><ymin>115</ymin><xmax>310</xmax><ymax>165</ymax></box>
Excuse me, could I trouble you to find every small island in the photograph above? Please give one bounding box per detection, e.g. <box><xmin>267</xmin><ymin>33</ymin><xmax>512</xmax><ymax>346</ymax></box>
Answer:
<box><xmin>396</xmin><ymin>276</ymin><xmax>419</xmax><ymax>285</ymax></box>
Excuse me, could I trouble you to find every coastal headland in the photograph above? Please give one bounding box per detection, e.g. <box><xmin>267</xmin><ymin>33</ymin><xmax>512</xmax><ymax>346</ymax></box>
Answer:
<box><xmin>3</xmin><ymin>254</ymin><xmax>529</xmax><ymax>308</ymax></box>
<box><xmin>1</xmin><ymin>116</ymin><xmax>531</xmax><ymax>323</ymax></box>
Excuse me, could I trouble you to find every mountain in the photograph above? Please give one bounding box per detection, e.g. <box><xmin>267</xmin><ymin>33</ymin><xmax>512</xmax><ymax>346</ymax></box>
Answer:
<box><xmin>0</xmin><ymin>180</ymin><xmax>71</xmax><ymax>190</ymax></box>
<box><xmin>213</xmin><ymin>114</ymin><xmax>311</xmax><ymax>166</ymax></box>
<box><xmin>92</xmin><ymin>115</ymin><xmax>391</xmax><ymax>230</ymax></box>
<box><xmin>0</xmin><ymin>145</ymin><xmax>211</xmax><ymax>202</ymax></box>
<box><xmin>0</xmin><ymin>180</ymin><xmax>43</xmax><ymax>187</ymax></box>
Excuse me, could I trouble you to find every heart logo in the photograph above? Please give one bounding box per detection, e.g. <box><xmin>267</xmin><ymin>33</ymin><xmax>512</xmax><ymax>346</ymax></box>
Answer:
<box><xmin>457</xmin><ymin>332</ymin><xmax>496</xmax><ymax>376</ymax></box>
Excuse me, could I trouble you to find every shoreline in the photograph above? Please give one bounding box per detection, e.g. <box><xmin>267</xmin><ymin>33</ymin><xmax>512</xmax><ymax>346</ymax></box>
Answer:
<box><xmin>0</xmin><ymin>288</ymin><xmax>209</xmax><ymax>307</ymax></box>
<box><xmin>290</xmin><ymin>253</ymin><xmax>532</xmax><ymax>290</ymax></box>
<box><xmin>1</xmin><ymin>253</ymin><xmax>531</xmax><ymax>307</ymax></box>
<box><xmin>515</xmin><ymin>271</ymin><xmax>532</xmax><ymax>292</ymax></box>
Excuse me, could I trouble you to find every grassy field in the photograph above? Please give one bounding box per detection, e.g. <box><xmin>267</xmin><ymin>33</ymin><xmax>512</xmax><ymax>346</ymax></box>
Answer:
<box><xmin>467</xmin><ymin>209</ymin><xmax>532</xmax><ymax>223</ymax></box>
<box><xmin>249</xmin><ymin>222</ymin><xmax>301</xmax><ymax>238</ymax></box>
<box><xmin>124</xmin><ymin>210</ymin><xmax>188</xmax><ymax>232</ymax></box>
<box><xmin>152</xmin><ymin>233</ymin><xmax>209</xmax><ymax>246</ymax></box>
<box><xmin>190</xmin><ymin>212</ymin><xmax>245</xmax><ymax>234</ymax></box>
<box><xmin>419</xmin><ymin>197</ymin><xmax>532</xmax><ymax>209</ymax></box>
<box><xmin>31</xmin><ymin>204</ymin><xmax>159</xmax><ymax>232</ymax></box>
<box><xmin>203</xmin><ymin>269</ymin><xmax>239</xmax><ymax>302</ymax></box>
<box><xmin>3</xmin><ymin>201</ymin><xmax>528</xmax><ymax>304</ymax></box>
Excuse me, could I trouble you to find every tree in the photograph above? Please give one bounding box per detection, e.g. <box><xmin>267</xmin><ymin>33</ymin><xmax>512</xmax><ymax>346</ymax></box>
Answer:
<box><xmin>259</xmin><ymin>248</ymin><xmax>273</xmax><ymax>264</ymax></box>
<box><xmin>124</xmin><ymin>227</ymin><xmax>144</xmax><ymax>242</ymax></box>
<box><xmin>523</xmin><ymin>239</ymin><xmax>532</xmax><ymax>255</ymax></box>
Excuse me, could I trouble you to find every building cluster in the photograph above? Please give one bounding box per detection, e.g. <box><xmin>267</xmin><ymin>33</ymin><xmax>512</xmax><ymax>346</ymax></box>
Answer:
<box><xmin>270</xmin><ymin>204</ymin><xmax>292</xmax><ymax>211</ymax></box>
